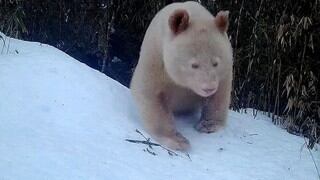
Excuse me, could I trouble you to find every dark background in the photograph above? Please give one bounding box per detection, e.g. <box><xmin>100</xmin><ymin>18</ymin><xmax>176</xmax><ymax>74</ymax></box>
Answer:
<box><xmin>1</xmin><ymin>0</ymin><xmax>319</xmax><ymax>148</ymax></box>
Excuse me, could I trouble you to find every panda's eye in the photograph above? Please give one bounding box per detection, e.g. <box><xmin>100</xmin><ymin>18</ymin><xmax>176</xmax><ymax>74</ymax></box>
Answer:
<box><xmin>212</xmin><ymin>62</ymin><xmax>218</xmax><ymax>67</ymax></box>
<box><xmin>191</xmin><ymin>63</ymin><xmax>200</xmax><ymax>69</ymax></box>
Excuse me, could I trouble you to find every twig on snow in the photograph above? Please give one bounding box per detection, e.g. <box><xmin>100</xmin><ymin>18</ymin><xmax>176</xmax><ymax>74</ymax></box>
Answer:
<box><xmin>304</xmin><ymin>138</ymin><xmax>320</xmax><ymax>180</ymax></box>
<box><xmin>125</xmin><ymin>129</ymin><xmax>192</xmax><ymax>161</ymax></box>
<box><xmin>125</xmin><ymin>139</ymin><xmax>160</xmax><ymax>147</ymax></box>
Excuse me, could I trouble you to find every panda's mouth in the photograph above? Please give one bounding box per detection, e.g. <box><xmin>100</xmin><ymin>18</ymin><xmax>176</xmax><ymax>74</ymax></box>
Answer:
<box><xmin>201</xmin><ymin>88</ymin><xmax>216</xmax><ymax>96</ymax></box>
<box><xmin>195</xmin><ymin>88</ymin><xmax>217</xmax><ymax>97</ymax></box>
<box><xmin>202</xmin><ymin>88</ymin><xmax>216</xmax><ymax>94</ymax></box>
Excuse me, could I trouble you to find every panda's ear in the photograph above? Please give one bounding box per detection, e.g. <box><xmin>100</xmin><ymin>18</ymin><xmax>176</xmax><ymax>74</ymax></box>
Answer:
<box><xmin>169</xmin><ymin>9</ymin><xmax>189</xmax><ymax>35</ymax></box>
<box><xmin>215</xmin><ymin>10</ymin><xmax>229</xmax><ymax>32</ymax></box>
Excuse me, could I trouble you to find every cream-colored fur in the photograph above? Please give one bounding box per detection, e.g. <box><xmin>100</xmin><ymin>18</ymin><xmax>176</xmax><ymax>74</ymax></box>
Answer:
<box><xmin>130</xmin><ymin>1</ymin><xmax>233</xmax><ymax>151</ymax></box>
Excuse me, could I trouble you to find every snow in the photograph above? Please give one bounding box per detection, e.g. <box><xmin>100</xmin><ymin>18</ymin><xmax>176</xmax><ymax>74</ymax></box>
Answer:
<box><xmin>0</xmin><ymin>32</ymin><xmax>319</xmax><ymax>180</ymax></box>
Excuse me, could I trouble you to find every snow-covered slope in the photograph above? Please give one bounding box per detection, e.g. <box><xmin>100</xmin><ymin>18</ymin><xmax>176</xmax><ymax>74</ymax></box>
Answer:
<box><xmin>0</xmin><ymin>33</ymin><xmax>319</xmax><ymax>180</ymax></box>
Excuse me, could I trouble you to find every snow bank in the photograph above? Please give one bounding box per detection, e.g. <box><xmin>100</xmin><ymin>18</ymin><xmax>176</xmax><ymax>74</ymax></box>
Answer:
<box><xmin>0</xmin><ymin>33</ymin><xmax>319</xmax><ymax>180</ymax></box>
